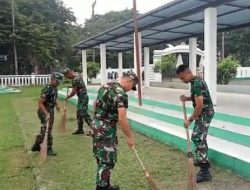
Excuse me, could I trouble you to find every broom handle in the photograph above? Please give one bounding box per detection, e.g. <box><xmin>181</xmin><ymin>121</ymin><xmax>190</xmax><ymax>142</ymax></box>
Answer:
<box><xmin>132</xmin><ymin>146</ymin><xmax>149</xmax><ymax>176</ymax></box>
<box><xmin>65</xmin><ymin>87</ymin><xmax>69</xmax><ymax>108</ymax></box>
<box><xmin>182</xmin><ymin>102</ymin><xmax>192</xmax><ymax>153</ymax></box>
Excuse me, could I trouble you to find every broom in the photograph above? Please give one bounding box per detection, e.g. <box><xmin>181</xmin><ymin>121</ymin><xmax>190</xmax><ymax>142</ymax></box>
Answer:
<box><xmin>182</xmin><ymin>102</ymin><xmax>197</xmax><ymax>190</ymax></box>
<box><xmin>132</xmin><ymin>146</ymin><xmax>160</xmax><ymax>190</ymax></box>
<box><xmin>58</xmin><ymin>87</ymin><xmax>69</xmax><ymax>132</ymax></box>
<box><xmin>40</xmin><ymin>119</ymin><xmax>50</xmax><ymax>160</ymax></box>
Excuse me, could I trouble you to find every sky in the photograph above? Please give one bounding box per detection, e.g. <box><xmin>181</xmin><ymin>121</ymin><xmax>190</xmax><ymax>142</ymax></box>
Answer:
<box><xmin>62</xmin><ymin>0</ymin><xmax>172</xmax><ymax>24</ymax></box>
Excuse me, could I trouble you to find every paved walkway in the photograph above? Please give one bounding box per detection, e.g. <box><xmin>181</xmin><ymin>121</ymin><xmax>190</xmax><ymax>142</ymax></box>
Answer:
<box><xmin>88</xmin><ymin>85</ymin><xmax>250</xmax><ymax>117</ymax></box>
<box><xmin>128</xmin><ymin>87</ymin><xmax>250</xmax><ymax>118</ymax></box>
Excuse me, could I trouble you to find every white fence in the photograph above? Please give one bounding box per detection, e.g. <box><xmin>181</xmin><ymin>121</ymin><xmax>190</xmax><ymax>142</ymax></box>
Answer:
<box><xmin>0</xmin><ymin>74</ymin><xmax>51</xmax><ymax>86</ymax></box>
<box><xmin>236</xmin><ymin>67</ymin><xmax>250</xmax><ymax>78</ymax></box>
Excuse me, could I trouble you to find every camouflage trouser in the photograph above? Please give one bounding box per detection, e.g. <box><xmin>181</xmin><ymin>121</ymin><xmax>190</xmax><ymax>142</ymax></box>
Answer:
<box><xmin>92</xmin><ymin>119</ymin><xmax>118</xmax><ymax>187</ymax></box>
<box><xmin>191</xmin><ymin>108</ymin><xmax>214</xmax><ymax>163</ymax></box>
<box><xmin>35</xmin><ymin>109</ymin><xmax>54</xmax><ymax>149</ymax></box>
<box><xmin>77</xmin><ymin>96</ymin><xmax>92</xmax><ymax>129</ymax></box>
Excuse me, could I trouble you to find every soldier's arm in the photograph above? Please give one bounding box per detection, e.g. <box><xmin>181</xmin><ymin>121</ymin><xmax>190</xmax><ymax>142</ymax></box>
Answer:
<box><xmin>38</xmin><ymin>98</ymin><xmax>49</xmax><ymax>116</ymax></box>
<box><xmin>190</xmin><ymin>96</ymin><xmax>203</xmax><ymax>120</ymax></box>
<box><xmin>67</xmin><ymin>87</ymin><xmax>77</xmax><ymax>99</ymax></box>
<box><xmin>118</xmin><ymin>108</ymin><xmax>134</xmax><ymax>148</ymax></box>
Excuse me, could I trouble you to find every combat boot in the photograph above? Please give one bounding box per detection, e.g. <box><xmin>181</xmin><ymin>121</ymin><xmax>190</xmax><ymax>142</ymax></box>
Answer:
<box><xmin>31</xmin><ymin>141</ymin><xmax>41</xmax><ymax>152</ymax></box>
<box><xmin>96</xmin><ymin>185</ymin><xmax>120</xmax><ymax>190</ymax></box>
<box><xmin>47</xmin><ymin>148</ymin><xmax>57</xmax><ymax>156</ymax></box>
<box><xmin>72</xmin><ymin>128</ymin><xmax>84</xmax><ymax>135</ymax></box>
<box><xmin>194</xmin><ymin>160</ymin><xmax>211</xmax><ymax>167</ymax></box>
<box><xmin>107</xmin><ymin>186</ymin><xmax>120</xmax><ymax>190</ymax></box>
<box><xmin>196</xmin><ymin>163</ymin><xmax>212</xmax><ymax>183</ymax></box>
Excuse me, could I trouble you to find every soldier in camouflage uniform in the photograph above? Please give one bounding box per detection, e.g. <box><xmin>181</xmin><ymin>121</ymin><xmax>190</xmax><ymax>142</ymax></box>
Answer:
<box><xmin>31</xmin><ymin>72</ymin><xmax>63</xmax><ymax>156</ymax></box>
<box><xmin>63</xmin><ymin>68</ymin><xmax>92</xmax><ymax>135</ymax></box>
<box><xmin>176</xmin><ymin>64</ymin><xmax>214</xmax><ymax>183</ymax></box>
<box><xmin>93</xmin><ymin>71</ymin><xmax>138</xmax><ymax>190</ymax></box>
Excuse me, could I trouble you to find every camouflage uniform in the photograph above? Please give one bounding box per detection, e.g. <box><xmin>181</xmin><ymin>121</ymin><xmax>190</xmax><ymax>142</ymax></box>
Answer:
<box><xmin>190</xmin><ymin>76</ymin><xmax>214</xmax><ymax>164</ymax></box>
<box><xmin>93</xmin><ymin>82</ymin><xmax>128</xmax><ymax>187</ymax></box>
<box><xmin>34</xmin><ymin>84</ymin><xmax>58</xmax><ymax>149</ymax></box>
<box><xmin>72</xmin><ymin>75</ymin><xmax>92</xmax><ymax>130</ymax></box>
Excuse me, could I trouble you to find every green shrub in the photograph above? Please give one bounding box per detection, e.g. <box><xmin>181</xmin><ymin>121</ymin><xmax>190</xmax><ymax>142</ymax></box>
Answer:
<box><xmin>217</xmin><ymin>56</ymin><xmax>240</xmax><ymax>84</ymax></box>
<box><xmin>153</xmin><ymin>54</ymin><xmax>176</xmax><ymax>81</ymax></box>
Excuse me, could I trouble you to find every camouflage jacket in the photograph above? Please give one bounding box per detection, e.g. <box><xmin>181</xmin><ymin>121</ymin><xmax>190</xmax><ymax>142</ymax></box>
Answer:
<box><xmin>40</xmin><ymin>84</ymin><xmax>58</xmax><ymax>111</ymax></box>
<box><xmin>94</xmin><ymin>82</ymin><xmax>128</xmax><ymax>123</ymax></box>
<box><xmin>190</xmin><ymin>76</ymin><xmax>213</xmax><ymax>110</ymax></box>
<box><xmin>72</xmin><ymin>74</ymin><xmax>87</xmax><ymax>101</ymax></box>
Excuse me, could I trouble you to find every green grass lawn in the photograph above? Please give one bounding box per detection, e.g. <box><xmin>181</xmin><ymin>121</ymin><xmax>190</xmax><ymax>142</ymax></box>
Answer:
<box><xmin>0</xmin><ymin>86</ymin><xmax>250</xmax><ymax>190</ymax></box>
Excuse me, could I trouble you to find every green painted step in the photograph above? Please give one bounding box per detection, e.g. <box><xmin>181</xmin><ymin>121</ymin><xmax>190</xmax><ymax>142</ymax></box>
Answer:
<box><xmin>59</xmin><ymin>90</ymin><xmax>250</xmax><ymax>147</ymax></box>
<box><xmin>85</xmin><ymin>88</ymin><xmax>250</xmax><ymax>127</ymax></box>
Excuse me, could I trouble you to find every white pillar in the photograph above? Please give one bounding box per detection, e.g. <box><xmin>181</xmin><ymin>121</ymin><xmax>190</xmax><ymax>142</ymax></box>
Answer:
<box><xmin>118</xmin><ymin>52</ymin><xmax>123</xmax><ymax>79</ymax></box>
<box><xmin>100</xmin><ymin>44</ymin><xmax>107</xmax><ymax>85</ymax></box>
<box><xmin>189</xmin><ymin>37</ymin><xmax>197</xmax><ymax>75</ymax></box>
<box><xmin>144</xmin><ymin>47</ymin><xmax>150</xmax><ymax>87</ymax></box>
<box><xmin>204</xmin><ymin>8</ymin><xmax>217</xmax><ymax>105</ymax></box>
<box><xmin>81</xmin><ymin>50</ymin><xmax>88</xmax><ymax>86</ymax></box>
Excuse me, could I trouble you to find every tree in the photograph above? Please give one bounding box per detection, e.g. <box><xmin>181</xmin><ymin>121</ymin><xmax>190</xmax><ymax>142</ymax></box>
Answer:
<box><xmin>0</xmin><ymin>0</ymin><xmax>79</xmax><ymax>74</ymax></box>
<box><xmin>82</xmin><ymin>9</ymin><xmax>133</xmax><ymax>38</ymax></box>
<box><xmin>217</xmin><ymin>56</ymin><xmax>240</xmax><ymax>85</ymax></box>
<box><xmin>0</xmin><ymin>0</ymin><xmax>15</xmax><ymax>74</ymax></box>
<box><xmin>154</xmin><ymin>54</ymin><xmax>177</xmax><ymax>81</ymax></box>
<box><xmin>224</xmin><ymin>28</ymin><xmax>250</xmax><ymax>67</ymax></box>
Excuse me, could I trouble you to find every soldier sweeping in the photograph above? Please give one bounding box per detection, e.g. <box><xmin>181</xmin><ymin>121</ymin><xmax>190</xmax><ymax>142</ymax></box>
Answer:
<box><xmin>92</xmin><ymin>71</ymin><xmax>138</xmax><ymax>190</ymax></box>
<box><xmin>63</xmin><ymin>68</ymin><xmax>92</xmax><ymax>135</ymax></box>
<box><xmin>176</xmin><ymin>64</ymin><xmax>214</xmax><ymax>183</ymax></box>
<box><xmin>31</xmin><ymin>72</ymin><xmax>63</xmax><ymax>156</ymax></box>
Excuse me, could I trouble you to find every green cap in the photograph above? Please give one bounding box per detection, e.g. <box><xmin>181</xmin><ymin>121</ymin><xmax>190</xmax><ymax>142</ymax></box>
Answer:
<box><xmin>63</xmin><ymin>68</ymin><xmax>71</xmax><ymax>75</ymax></box>
<box><xmin>123</xmin><ymin>71</ymin><xmax>139</xmax><ymax>91</ymax></box>
<box><xmin>51</xmin><ymin>72</ymin><xmax>63</xmax><ymax>82</ymax></box>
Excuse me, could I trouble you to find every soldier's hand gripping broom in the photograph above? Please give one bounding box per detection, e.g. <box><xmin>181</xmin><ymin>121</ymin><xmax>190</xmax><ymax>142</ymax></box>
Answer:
<box><xmin>182</xmin><ymin>101</ymin><xmax>197</xmax><ymax>190</ymax></box>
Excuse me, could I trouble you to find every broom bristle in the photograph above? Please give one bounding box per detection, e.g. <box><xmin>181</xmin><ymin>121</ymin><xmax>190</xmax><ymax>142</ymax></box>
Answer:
<box><xmin>58</xmin><ymin>108</ymin><xmax>67</xmax><ymax>132</ymax></box>
<box><xmin>187</xmin><ymin>157</ymin><xmax>196</xmax><ymax>190</ymax></box>
<box><xmin>40</xmin><ymin>133</ymin><xmax>48</xmax><ymax>160</ymax></box>
<box><xmin>147</xmin><ymin>174</ymin><xmax>159</xmax><ymax>190</ymax></box>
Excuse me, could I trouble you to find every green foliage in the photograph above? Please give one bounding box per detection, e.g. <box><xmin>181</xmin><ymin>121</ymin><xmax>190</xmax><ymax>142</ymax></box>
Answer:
<box><xmin>82</xmin><ymin>9</ymin><xmax>133</xmax><ymax>38</ymax></box>
<box><xmin>0</xmin><ymin>1</ymin><xmax>133</xmax><ymax>74</ymax></box>
<box><xmin>217</xmin><ymin>56</ymin><xmax>240</xmax><ymax>84</ymax></box>
<box><xmin>224</xmin><ymin>29</ymin><xmax>250</xmax><ymax>66</ymax></box>
<box><xmin>87</xmin><ymin>62</ymin><xmax>101</xmax><ymax>81</ymax></box>
<box><xmin>153</xmin><ymin>54</ymin><xmax>177</xmax><ymax>81</ymax></box>
<box><xmin>0</xmin><ymin>0</ymin><xmax>79</xmax><ymax>74</ymax></box>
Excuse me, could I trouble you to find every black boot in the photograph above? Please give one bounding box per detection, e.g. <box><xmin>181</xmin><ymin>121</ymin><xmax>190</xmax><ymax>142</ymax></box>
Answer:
<box><xmin>31</xmin><ymin>141</ymin><xmax>41</xmax><ymax>152</ymax></box>
<box><xmin>96</xmin><ymin>185</ymin><xmax>120</xmax><ymax>190</ymax></box>
<box><xmin>194</xmin><ymin>160</ymin><xmax>211</xmax><ymax>167</ymax></box>
<box><xmin>47</xmin><ymin>148</ymin><xmax>57</xmax><ymax>156</ymax></box>
<box><xmin>196</xmin><ymin>163</ymin><xmax>212</xmax><ymax>183</ymax></box>
<box><xmin>107</xmin><ymin>186</ymin><xmax>120</xmax><ymax>190</ymax></box>
<box><xmin>72</xmin><ymin>128</ymin><xmax>84</xmax><ymax>135</ymax></box>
